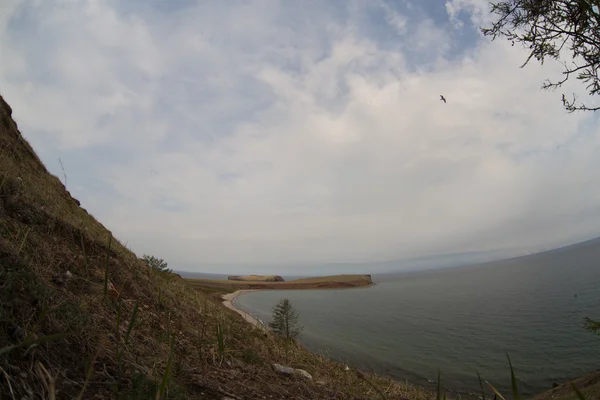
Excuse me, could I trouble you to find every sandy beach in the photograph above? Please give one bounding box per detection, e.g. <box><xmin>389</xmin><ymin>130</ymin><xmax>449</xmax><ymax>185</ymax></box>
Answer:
<box><xmin>222</xmin><ymin>290</ymin><xmax>268</xmax><ymax>331</ymax></box>
<box><xmin>220</xmin><ymin>281</ymin><xmax>376</xmax><ymax>331</ymax></box>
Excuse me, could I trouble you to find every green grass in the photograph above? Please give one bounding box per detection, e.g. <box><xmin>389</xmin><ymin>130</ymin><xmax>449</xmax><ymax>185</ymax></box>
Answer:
<box><xmin>477</xmin><ymin>371</ymin><xmax>487</xmax><ymax>400</ymax></box>
<box><xmin>508</xmin><ymin>354</ymin><xmax>523</xmax><ymax>400</ymax></box>
<box><xmin>157</xmin><ymin>335</ymin><xmax>176</xmax><ymax>399</ymax></box>
<box><xmin>80</xmin><ymin>229</ymin><xmax>89</xmax><ymax>276</ymax></box>
<box><xmin>103</xmin><ymin>234</ymin><xmax>112</xmax><ymax>299</ymax></box>
<box><xmin>216</xmin><ymin>321</ymin><xmax>225</xmax><ymax>359</ymax></box>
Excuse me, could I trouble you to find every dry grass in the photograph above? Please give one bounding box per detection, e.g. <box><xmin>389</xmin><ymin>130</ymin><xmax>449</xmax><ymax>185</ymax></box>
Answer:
<box><xmin>0</xmin><ymin>94</ymin><xmax>433</xmax><ymax>399</ymax></box>
<box><xmin>533</xmin><ymin>371</ymin><xmax>600</xmax><ymax>400</ymax></box>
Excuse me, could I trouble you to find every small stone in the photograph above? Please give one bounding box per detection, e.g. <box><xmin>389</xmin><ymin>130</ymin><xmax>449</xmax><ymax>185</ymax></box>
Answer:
<box><xmin>272</xmin><ymin>363</ymin><xmax>312</xmax><ymax>380</ymax></box>
<box><xmin>7</xmin><ymin>322</ymin><xmax>26</xmax><ymax>342</ymax></box>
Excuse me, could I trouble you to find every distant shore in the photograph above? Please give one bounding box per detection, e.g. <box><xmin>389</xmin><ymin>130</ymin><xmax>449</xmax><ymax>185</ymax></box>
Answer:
<box><xmin>187</xmin><ymin>273</ymin><xmax>374</xmax><ymax>293</ymax></box>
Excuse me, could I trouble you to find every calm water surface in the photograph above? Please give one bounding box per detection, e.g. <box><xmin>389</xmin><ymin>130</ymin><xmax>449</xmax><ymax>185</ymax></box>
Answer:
<box><xmin>235</xmin><ymin>242</ymin><xmax>600</xmax><ymax>397</ymax></box>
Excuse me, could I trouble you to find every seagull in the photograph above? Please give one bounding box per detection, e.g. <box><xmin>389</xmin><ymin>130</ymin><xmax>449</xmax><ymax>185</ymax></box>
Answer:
<box><xmin>440</xmin><ymin>95</ymin><xmax>447</xmax><ymax>103</ymax></box>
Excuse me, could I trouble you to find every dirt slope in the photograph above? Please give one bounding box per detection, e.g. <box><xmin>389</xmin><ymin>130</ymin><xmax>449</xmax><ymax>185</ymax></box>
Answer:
<box><xmin>0</xmin><ymin>94</ymin><xmax>430</xmax><ymax>399</ymax></box>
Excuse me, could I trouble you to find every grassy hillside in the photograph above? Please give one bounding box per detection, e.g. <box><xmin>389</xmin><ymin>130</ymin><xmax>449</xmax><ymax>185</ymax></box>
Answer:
<box><xmin>0</xmin><ymin>94</ymin><xmax>431</xmax><ymax>399</ymax></box>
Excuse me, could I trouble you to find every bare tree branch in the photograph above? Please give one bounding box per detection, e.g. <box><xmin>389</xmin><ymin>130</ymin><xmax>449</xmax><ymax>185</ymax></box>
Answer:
<box><xmin>483</xmin><ymin>0</ymin><xmax>600</xmax><ymax>112</ymax></box>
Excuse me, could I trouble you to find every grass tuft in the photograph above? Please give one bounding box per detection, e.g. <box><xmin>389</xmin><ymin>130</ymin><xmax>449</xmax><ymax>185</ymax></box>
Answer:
<box><xmin>79</xmin><ymin>229</ymin><xmax>88</xmax><ymax>276</ymax></box>
<box><xmin>103</xmin><ymin>234</ymin><xmax>112</xmax><ymax>299</ymax></box>
<box><xmin>356</xmin><ymin>371</ymin><xmax>388</xmax><ymax>400</ymax></box>
<box><xmin>216</xmin><ymin>320</ymin><xmax>225</xmax><ymax>359</ymax></box>
<box><xmin>507</xmin><ymin>353</ymin><xmax>523</xmax><ymax>400</ymax></box>
<box><xmin>477</xmin><ymin>371</ymin><xmax>486</xmax><ymax>400</ymax></box>
<box><xmin>76</xmin><ymin>346</ymin><xmax>99</xmax><ymax>400</ymax></box>
<box><xmin>157</xmin><ymin>335</ymin><xmax>176</xmax><ymax>400</ymax></box>
<box><xmin>124</xmin><ymin>300</ymin><xmax>139</xmax><ymax>346</ymax></box>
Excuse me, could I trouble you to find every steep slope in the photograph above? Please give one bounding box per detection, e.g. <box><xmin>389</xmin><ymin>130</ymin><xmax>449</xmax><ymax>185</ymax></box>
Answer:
<box><xmin>0</xmin><ymin>95</ymin><xmax>431</xmax><ymax>399</ymax></box>
<box><xmin>533</xmin><ymin>370</ymin><xmax>600</xmax><ymax>400</ymax></box>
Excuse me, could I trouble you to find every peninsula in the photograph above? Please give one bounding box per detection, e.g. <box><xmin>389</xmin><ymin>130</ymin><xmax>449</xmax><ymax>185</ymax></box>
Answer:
<box><xmin>186</xmin><ymin>273</ymin><xmax>374</xmax><ymax>293</ymax></box>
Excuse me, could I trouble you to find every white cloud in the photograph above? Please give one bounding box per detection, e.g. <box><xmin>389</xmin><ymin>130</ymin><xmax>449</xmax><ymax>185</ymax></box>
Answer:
<box><xmin>446</xmin><ymin>0</ymin><xmax>492</xmax><ymax>28</ymax></box>
<box><xmin>1</xmin><ymin>0</ymin><xmax>599</xmax><ymax>271</ymax></box>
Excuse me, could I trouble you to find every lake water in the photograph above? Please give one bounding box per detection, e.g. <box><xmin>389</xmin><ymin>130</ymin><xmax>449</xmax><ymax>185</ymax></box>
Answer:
<box><xmin>235</xmin><ymin>240</ymin><xmax>600</xmax><ymax>397</ymax></box>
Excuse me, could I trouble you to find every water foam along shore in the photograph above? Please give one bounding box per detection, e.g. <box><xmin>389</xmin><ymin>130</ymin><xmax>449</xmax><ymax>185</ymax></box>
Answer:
<box><xmin>222</xmin><ymin>290</ymin><xmax>268</xmax><ymax>331</ymax></box>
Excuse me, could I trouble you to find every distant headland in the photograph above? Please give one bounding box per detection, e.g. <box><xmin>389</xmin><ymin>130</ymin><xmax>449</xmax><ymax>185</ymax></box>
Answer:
<box><xmin>228</xmin><ymin>274</ymin><xmax>285</xmax><ymax>282</ymax></box>
<box><xmin>186</xmin><ymin>274</ymin><xmax>374</xmax><ymax>293</ymax></box>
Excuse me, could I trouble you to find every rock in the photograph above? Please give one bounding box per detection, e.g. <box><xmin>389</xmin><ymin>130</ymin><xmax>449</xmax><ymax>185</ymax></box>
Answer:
<box><xmin>272</xmin><ymin>363</ymin><xmax>312</xmax><ymax>380</ymax></box>
<box><xmin>52</xmin><ymin>276</ymin><xmax>65</xmax><ymax>285</ymax></box>
<box><xmin>7</xmin><ymin>322</ymin><xmax>26</xmax><ymax>342</ymax></box>
<box><xmin>52</xmin><ymin>270</ymin><xmax>73</xmax><ymax>285</ymax></box>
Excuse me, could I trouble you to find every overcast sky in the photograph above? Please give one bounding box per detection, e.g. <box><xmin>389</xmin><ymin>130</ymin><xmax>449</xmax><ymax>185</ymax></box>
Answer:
<box><xmin>1</xmin><ymin>0</ymin><xmax>599</xmax><ymax>273</ymax></box>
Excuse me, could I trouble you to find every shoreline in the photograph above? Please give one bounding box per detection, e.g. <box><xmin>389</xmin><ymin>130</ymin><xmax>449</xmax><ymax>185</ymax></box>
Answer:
<box><xmin>220</xmin><ymin>283</ymin><xmax>376</xmax><ymax>330</ymax></box>
<box><xmin>221</xmin><ymin>289</ymin><xmax>267</xmax><ymax>330</ymax></box>
<box><xmin>220</xmin><ymin>284</ymin><xmax>487</xmax><ymax>400</ymax></box>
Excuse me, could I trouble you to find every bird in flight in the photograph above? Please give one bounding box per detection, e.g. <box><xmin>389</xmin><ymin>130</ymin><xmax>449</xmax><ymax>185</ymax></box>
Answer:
<box><xmin>440</xmin><ymin>95</ymin><xmax>447</xmax><ymax>103</ymax></box>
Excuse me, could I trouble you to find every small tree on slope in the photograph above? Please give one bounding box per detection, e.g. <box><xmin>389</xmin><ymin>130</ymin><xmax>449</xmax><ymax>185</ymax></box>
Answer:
<box><xmin>142</xmin><ymin>254</ymin><xmax>172</xmax><ymax>274</ymax></box>
<box><xmin>269</xmin><ymin>298</ymin><xmax>303</xmax><ymax>341</ymax></box>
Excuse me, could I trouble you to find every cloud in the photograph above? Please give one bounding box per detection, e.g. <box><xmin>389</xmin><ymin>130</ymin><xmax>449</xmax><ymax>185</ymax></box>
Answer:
<box><xmin>1</xmin><ymin>0</ymin><xmax>599</xmax><ymax>272</ymax></box>
<box><xmin>445</xmin><ymin>0</ymin><xmax>491</xmax><ymax>28</ymax></box>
